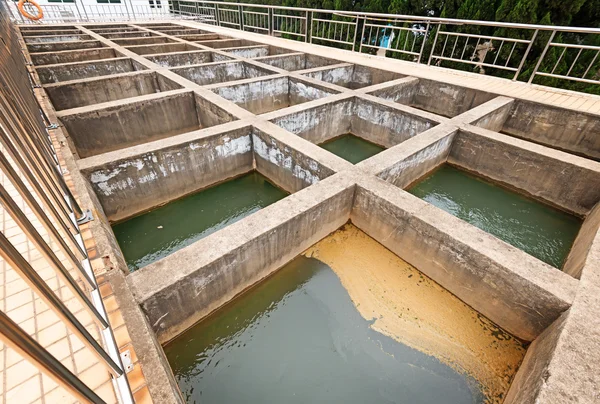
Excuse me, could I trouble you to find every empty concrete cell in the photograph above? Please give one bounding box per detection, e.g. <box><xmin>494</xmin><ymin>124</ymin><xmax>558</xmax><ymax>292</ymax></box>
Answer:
<box><xmin>20</xmin><ymin>29</ymin><xmax>83</xmax><ymax>36</ymax></box>
<box><xmin>370</xmin><ymin>78</ymin><xmax>498</xmax><ymax>118</ymax></box>
<box><xmin>375</xmin><ymin>127</ymin><xmax>600</xmax><ymax>270</ymax></box>
<box><xmin>271</xmin><ymin>97</ymin><xmax>437</xmax><ymax>163</ymax></box>
<box><xmin>59</xmin><ymin>91</ymin><xmax>236</xmax><ymax>157</ymax></box>
<box><xmin>44</xmin><ymin>71</ymin><xmax>182</xmax><ymax>110</ymax></box>
<box><xmin>303</xmin><ymin>64</ymin><xmax>403</xmax><ymax>89</ymax></box>
<box><xmin>20</xmin><ymin>25</ymin><xmax>77</xmax><ymax>33</ymax></box>
<box><xmin>212</xmin><ymin>76</ymin><xmax>338</xmax><ymax>115</ymax></box>
<box><xmin>127</xmin><ymin>42</ymin><xmax>197</xmax><ymax>55</ymax></box>
<box><xmin>112</xmin><ymin>36</ymin><xmax>175</xmax><ymax>46</ymax></box>
<box><xmin>27</xmin><ymin>40</ymin><xmax>106</xmax><ymax>53</ymax></box>
<box><xmin>30</xmin><ymin>47</ymin><xmax>120</xmax><ymax>66</ymax></box>
<box><xmin>158</xmin><ymin>29</ymin><xmax>212</xmax><ymax>36</ymax></box>
<box><xmin>471</xmin><ymin>99</ymin><xmax>600</xmax><ymax>160</ymax></box>
<box><xmin>90</xmin><ymin>24</ymin><xmax>133</xmax><ymax>30</ymax></box>
<box><xmin>36</xmin><ymin>58</ymin><xmax>146</xmax><ymax>84</ymax></box>
<box><xmin>195</xmin><ymin>38</ymin><xmax>262</xmax><ymax>49</ymax></box>
<box><xmin>256</xmin><ymin>53</ymin><xmax>342</xmax><ymax>71</ymax></box>
<box><xmin>175</xmin><ymin>33</ymin><xmax>225</xmax><ymax>41</ymax></box>
<box><xmin>223</xmin><ymin>45</ymin><xmax>294</xmax><ymax>58</ymax></box>
<box><xmin>146</xmin><ymin>50</ymin><xmax>231</xmax><ymax>67</ymax></box>
<box><xmin>172</xmin><ymin>61</ymin><xmax>276</xmax><ymax>86</ymax></box>
<box><xmin>24</xmin><ymin>34</ymin><xmax>93</xmax><ymax>43</ymax></box>
<box><xmin>92</xmin><ymin>27</ymin><xmax>144</xmax><ymax>34</ymax></box>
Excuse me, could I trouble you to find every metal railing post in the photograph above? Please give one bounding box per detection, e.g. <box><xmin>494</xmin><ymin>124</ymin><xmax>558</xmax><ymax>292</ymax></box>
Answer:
<box><xmin>239</xmin><ymin>4</ymin><xmax>244</xmax><ymax>30</ymax></box>
<box><xmin>528</xmin><ymin>29</ymin><xmax>556</xmax><ymax>83</ymax></box>
<box><xmin>307</xmin><ymin>10</ymin><xmax>312</xmax><ymax>43</ymax></box>
<box><xmin>514</xmin><ymin>28</ymin><xmax>538</xmax><ymax>80</ymax></box>
<box><xmin>268</xmin><ymin>7</ymin><xmax>273</xmax><ymax>35</ymax></box>
<box><xmin>0</xmin><ymin>311</ymin><xmax>106</xmax><ymax>404</ymax></box>
<box><xmin>427</xmin><ymin>23</ymin><xmax>441</xmax><ymax>65</ymax></box>
<box><xmin>352</xmin><ymin>15</ymin><xmax>359</xmax><ymax>52</ymax></box>
<box><xmin>417</xmin><ymin>22</ymin><xmax>430</xmax><ymax>63</ymax></box>
<box><xmin>359</xmin><ymin>15</ymin><xmax>366</xmax><ymax>53</ymax></box>
<box><xmin>215</xmin><ymin>2</ymin><xmax>220</xmax><ymax>26</ymax></box>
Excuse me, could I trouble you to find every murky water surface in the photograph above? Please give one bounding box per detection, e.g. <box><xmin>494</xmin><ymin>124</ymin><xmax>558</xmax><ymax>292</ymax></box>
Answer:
<box><xmin>408</xmin><ymin>165</ymin><xmax>581</xmax><ymax>268</ymax></box>
<box><xmin>165</xmin><ymin>226</ymin><xmax>525</xmax><ymax>404</ymax></box>
<box><xmin>113</xmin><ymin>172</ymin><xmax>287</xmax><ymax>271</ymax></box>
<box><xmin>319</xmin><ymin>134</ymin><xmax>384</xmax><ymax>164</ymax></box>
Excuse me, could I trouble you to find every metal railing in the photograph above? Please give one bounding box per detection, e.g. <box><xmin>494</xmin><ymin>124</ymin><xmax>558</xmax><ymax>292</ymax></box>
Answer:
<box><xmin>0</xmin><ymin>3</ymin><xmax>133</xmax><ymax>402</ymax></box>
<box><xmin>6</xmin><ymin>0</ymin><xmax>600</xmax><ymax>90</ymax></box>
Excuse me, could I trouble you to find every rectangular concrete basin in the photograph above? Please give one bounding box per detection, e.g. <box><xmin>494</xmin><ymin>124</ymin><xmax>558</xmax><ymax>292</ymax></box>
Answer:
<box><xmin>30</xmin><ymin>48</ymin><xmax>120</xmax><ymax>66</ymax></box>
<box><xmin>100</xmin><ymin>31</ymin><xmax>159</xmax><ymax>39</ymax></box>
<box><xmin>145</xmin><ymin>50</ymin><xmax>232</xmax><ymax>67</ymax></box>
<box><xmin>271</xmin><ymin>96</ymin><xmax>438</xmax><ymax>151</ymax></box>
<box><xmin>175</xmin><ymin>33</ymin><xmax>226</xmax><ymax>41</ymax></box>
<box><xmin>471</xmin><ymin>99</ymin><xmax>600</xmax><ymax>160</ymax></box>
<box><xmin>59</xmin><ymin>91</ymin><xmax>236</xmax><ymax>158</ymax></box>
<box><xmin>172</xmin><ymin>61</ymin><xmax>276</xmax><ymax>86</ymax></box>
<box><xmin>27</xmin><ymin>40</ymin><xmax>107</xmax><ymax>53</ymax></box>
<box><xmin>45</xmin><ymin>71</ymin><xmax>182</xmax><ymax>110</ymax></box>
<box><xmin>370</xmin><ymin>78</ymin><xmax>498</xmax><ymax>118</ymax></box>
<box><xmin>92</xmin><ymin>27</ymin><xmax>145</xmax><ymax>34</ymax></box>
<box><xmin>256</xmin><ymin>53</ymin><xmax>342</xmax><ymax>71</ymax></box>
<box><xmin>223</xmin><ymin>45</ymin><xmax>295</xmax><ymax>58</ymax></box>
<box><xmin>212</xmin><ymin>76</ymin><xmax>338</xmax><ymax>115</ymax></box>
<box><xmin>36</xmin><ymin>58</ymin><xmax>147</xmax><ymax>84</ymax></box>
<box><xmin>127</xmin><ymin>42</ymin><xmax>198</xmax><ymax>55</ymax></box>
<box><xmin>303</xmin><ymin>64</ymin><xmax>403</xmax><ymax>89</ymax></box>
<box><xmin>20</xmin><ymin>29</ymin><xmax>83</xmax><ymax>36</ymax></box>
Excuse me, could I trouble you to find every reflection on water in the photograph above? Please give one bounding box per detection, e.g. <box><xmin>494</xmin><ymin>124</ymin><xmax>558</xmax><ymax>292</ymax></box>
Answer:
<box><xmin>408</xmin><ymin>164</ymin><xmax>581</xmax><ymax>268</ymax></box>
<box><xmin>165</xmin><ymin>256</ymin><xmax>488</xmax><ymax>404</ymax></box>
<box><xmin>113</xmin><ymin>172</ymin><xmax>288</xmax><ymax>271</ymax></box>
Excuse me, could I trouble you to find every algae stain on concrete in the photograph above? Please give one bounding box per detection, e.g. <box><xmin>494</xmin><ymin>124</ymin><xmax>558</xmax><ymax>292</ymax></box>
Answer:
<box><xmin>165</xmin><ymin>225</ymin><xmax>524</xmax><ymax>404</ymax></box>
<box><xmin>112</xmin><ymin>172</ymin><xmax>287</xmax><ymax>271</ymax></box>
<box><xmin>407</xmin><ymin>164</ymin><xmax>582</xmax><ymax>268</ymax></box>
<box><xmin>319</xmin><ymin>133</ymin><xmax>384</xmax><ymax>164</ymax></box>
<box><xmin>304</xmin><ymin>224</ymin><xmax>526</xmax><ymax>403</ymax></box>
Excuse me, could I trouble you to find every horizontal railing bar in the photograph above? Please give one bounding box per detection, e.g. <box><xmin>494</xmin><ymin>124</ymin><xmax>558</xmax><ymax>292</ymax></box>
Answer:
<box><xmin>438</xmin><ymin>31</ymin><xmax>530</xmax><ymax>43</ymax></box>
<box><xmin>535</xmin><ymin>71</ymin><xmax>600</xmax><ymax>84</ymax></box>
<box><xmin>361</xmin><ymin>43</ymin><xmax>421</xmax><ymax>56</ymax></box>
<box><xmin>431</xmin><ymin>54</ymin><xmax>519</xmax><ymax>71</ymax></box>
<box><xmin>549</xmin><ymin>42</ymin><xmax>600</xmax><ymax>51</ymax></box>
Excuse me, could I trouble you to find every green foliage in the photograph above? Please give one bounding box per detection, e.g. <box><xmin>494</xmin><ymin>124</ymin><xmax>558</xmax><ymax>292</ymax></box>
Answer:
<box><xmin>212</xmin><ymin>0</ymin><xmax>600</xmax><ymax>93</ymax></box>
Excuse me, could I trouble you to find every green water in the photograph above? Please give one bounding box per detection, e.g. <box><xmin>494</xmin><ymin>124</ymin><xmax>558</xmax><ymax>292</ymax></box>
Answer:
<box><xmin>408</xmin><ymin>165</ymin><xmax>582</xmax><ymax>268</ymax></box>
<box><xmin>112</xmin><ymin>172</ymin><xmax>288</xmax><ymax>272</ymax></box>
<box><xmin>319</xmin><ymin>134</ymin><xmax>385</xmax><ymax>164</ymax></box>
<box><xmin>165</xmin><ymin>256</ymin><xmax>485</xmax><ymax>404</ymax></box>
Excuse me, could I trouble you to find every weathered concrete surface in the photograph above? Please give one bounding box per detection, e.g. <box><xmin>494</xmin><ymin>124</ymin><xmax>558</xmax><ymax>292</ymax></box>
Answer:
<box><xmin>27</xmin><ymin>40</ymin><xmax>106</xmax><ymax>52</ymax></box>
<box><xmin>304</xmin><ymin>64</ymin><xmax>403</xmax><ymax>89</ymax></box>
<box><xmin>172</xmin><ymin>61</ymin><xmax>275</xmax><ymax>86</ymax></box>
<box><xmin>256</xmin><ymin>53</ymin><xmax>341</xmax><ymax>71</ymax></box>
<box><xmin>271</xmin><ymin>96</ymin><xmax>436</xmax><ymax>148</ymax></box>
<box><xmin>36</xmin><ymin>58</ymin><xmax>146</xmax><ymax>84</ymax></box>
<box><xmin>20</xmin><ymin>29</ymin><xmax>83</xmax><ymax>36</ymax></box>
<box><xmin>127</xmin><ymin>42</ymin><xmax>197</xmax><ymax>55</ymax></box>
<box><xmin>112</xmin><ymin>36</ymin><xmax>175</xmax><ymax>46</ymax></box>
<box><xmin>102</xmin><ymin>31</ymin><xmax>159</xmax><ymax>39</ymax></box>
<box><xmin>195</xmin><ymin>38</ymin><xmax>261</xmax><ymax>49</ymax></box>
<box><xmin>501</xmin><ymin>100</ymin><xmax>600</xmax><ymax>160</ymax></box>
<box><xmin>449</xmin><ymin>127</ymin><xmax>600</xmax><ymax>216</ymax></box>
<box><xmin>223</xmin><ymin>45</ymin><xmax>293</xmax><ymax>58</ymax></box>
<box><xmin>563</xmin><ymin>202</ymin><xmax>600</xmax><ymax>279</ymax></box>
<box><xmin>145</xmin><ymin>50</ymin><xmax>231</xmax><ymax>67</ymax></box>
<box><xmin>30</xmin><ymin>48</ymin><xmax>120</xmax><ymax>66</ymax></box>
<box><xmin>80</xmin><ymin>124</ymin><xmax>253</xmax><ymax>221</ymax></box>
<box><xmin>44</xmin><ymin>72</ymin><xmax>181</xmax><ymax>110</ymax></box>
<box><xmin>252</xmin><ymin>127</ymin><xmax>335</xmax><ymax>193</ymax></box>
<box><xmin>128</xmin><ymin>174</ymin><xmax>355</xmax><ymax>343</ymax></box>
<box><xmin>367</xmin><ymin>124</ymin><xmax>457</xmax><ymax>188</ymax></box>
<box><xmin>59</xmin><ymin>91</ymin><xmax>234</xmax><ymax>158</ymax></box>
<box><xmin>371</xmin><ymin>78</ymin><xmax>498</xmax><ymax>117</ymax></box>
<box><xmin>24</xmin><ymin>34</ymin><xmax>93</xmax><ymax>43</ymax></box>
<box><xmin>212</xmin><ymin>76</ymin><xmax>337</xmax><ymax>115</ymax></box>
<box><xmin>351</xmin><ymin>175</ymin><xmax>578</xmax><ymax>341</ymax></box>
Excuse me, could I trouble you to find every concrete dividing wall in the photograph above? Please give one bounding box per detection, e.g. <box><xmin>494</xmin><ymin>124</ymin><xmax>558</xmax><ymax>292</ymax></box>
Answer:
<box><xmin>60</xmin><ymin>91</ymin><xmax>235</xmax><ymax>158</ymax></box>
<box><xmin>563</xmin><ymin>202</ymin><xmax>600</xmax><ymax>279</ymax></box>
<box><xmin>252</xmin><ymin>128</ymin><xmax>336</xmax><ymax>193</ymax></box>
<box><xmin>449</xmin><ymin>128</ymin><xmax>600</xmax><ymax>216</ymax></box>
<box><xmin>146</xmin><ymin>51</ymin><xmax>231</xmax><ymax>67</ymax></box>
<box><xmin>80</xmin><ymin>125</ymin><xmax>254</xmax><ymax>222</ymax></box>
<box><xmin>351</xmin><ymin>176</ymin><xmax>578</xmax><ymax>341</ymax></box>
<box><xmin>374</xmin><ymin>126</ymin><xmax>457</xmax><ymax>188</ymax></box>
<box><xmin>127</xmin><ymin>43</ymin><xmax>196</xmax><ymax>55</ymax></box>
<box><xmin>45</xmin><ymin>72</ymin><xmax>182</xmax><ymax>110</ymax></box>
<box><xmin>36</xmin><ymin>58</ymin><xmax>146</xmax><ymax>84</ymax></box>
<box><xmin>501</xmin><ymin>100</ymin><xmax>600</xmax><ymax>160</ymax></box>
<box><xmin>172</xmin><ymin>61</ymin><xmax>274</xmax><ymax>86</ymax></box>
<box><xmin>304</xmin><ymin>64</ymin><xmax>403</xmax><ymax>89</ymax></box>
<box><xmin>30</xmin><ymin>48</ymin><xmax>119</xmax><ymax>66</ymax></box>
<box><xmin>27</xmin><ymin>40</ymin><xmax>105</xmax><ymax>52</ymax></box>
<box><xmin>270</xmin><ymin>99</ymin><xmax>353</xmax><ymax>144</ymax></box>
<box><xmin>128</xmin><ymin>175</ymin><xmax>355</xmax><ymax>343</ymax></box>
